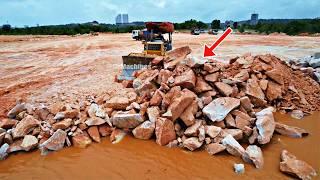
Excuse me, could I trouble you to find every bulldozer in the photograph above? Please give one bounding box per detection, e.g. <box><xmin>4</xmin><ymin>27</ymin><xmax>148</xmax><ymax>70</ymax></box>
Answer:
<box><xmin>118</xmin><ymin>22</ymin><xmax>174</xmax><ymax>80</ymax></box>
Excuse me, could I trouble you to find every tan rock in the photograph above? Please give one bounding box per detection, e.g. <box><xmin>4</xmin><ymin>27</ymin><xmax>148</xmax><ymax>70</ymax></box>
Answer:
<box><xmin>206</xmin><ymin>143</ymin><xmax>226</xmax><ymax>155</ymax></box>
<box><xmin>21</xmin><ymin>135</ymin><xmax>38</xmax><ymax>151</ymax></box>
<box><xmin>98</xmin><ymin>124</ymin><xmax>113</xmax><ymax>137</ymax></box>
<box><xmin>280</xmin><ymin>150</ymin><xmax>317</xmax><ymax>180</ymax></box>
<box><xmin>164</xmin><ymin>89</ymin><xmax>196</xmax><ymax>121</ymax></box>
<box><xmin>204</xmin><ymin>73</ymin><xmax>219</xmax><ymax>82</ymax></box>
<box><xmin>233</xmin><ymin>69</ymin><xmax>250</xmax><ymax>82</ymax></box>
<box><xmin>266</xmin><ymin>81</ymin><xmax>282</xmax><ymax>101</ymax></box>
<box><xmin>204</xmin><ymin>125</ymin><xmax>221</xmax><ymax>138</ymax></box>
<box><xmin>157</xmin><ymin>69</ymin><xmax>172</xmax><ymax>84</ymax></box>
<box><xmin>240</xmin><ymin>96</ymin><xmax>253</xmax><ymax>112</ymax></box>
<box><xmin>255</xmin><ymin>107</ymin><xmax>275</xmax><ymax>144</ymax></box>
<box><xmin>12</xmin><ymin>115</ymin><xmax>40</xmax><ymax>139</ymax></box>
<box><xmin>110</xmin><ymin>129</ymin><xmax>126</xmax><ymax>144</ymax></box>
<box><xmin>223</xmin><ymin>129</ymin><xmax>244</xmax><ymax>140</ymax></box>
<box><xmin>85</xmin><ymin>116</ymin><xmax>106</xmax><ymax>126</ymax></box>
<box><xmin>221</xmin><ymin>134</ymin><xmax>245</xmax><ymax>157</ymax></box>
<box><xmin>105</xmin><ymin>96</ymin><xmax>130</xmax><ymax>110</ymax></box>
<box><xmin>249</xmin><ymin>127</ymin><xmax>259</xmax><ymax>144</ymax></box>
<box><xmin>132</xmin><ymin>121</ymin><xmax>155</xmax><ymax>140</ymax></box>
<box><xmin>180</xmin><ymin>100</ymin><xmax>198</xmax><ymax>126</ymax></box>
<box><xmin>259</xmin><ymin>79</ymin><xmax>268</xmax><ymax>91</ymax></box>
<box><xmin>150</xmin><ymin>90</ymin><xmax>164</xmax><ymax>106</ymax></box>
<box><xmin>8</xmin><ymin>139</ymin><xmax>23</xmax><ymax>153</ymax></box>
<box><xmin>174</xmin><ymin>69</ymin><xmax>196</xmax><ymax>89</ymax></box>
<box><xmin>203</xmin><ymin>97</ymin><xmax>240</xmax><ymax>122</ymax></box>
<box><xmin>0</xmin><ymin>118</ymin><xmax>18</xmax><ymax>129</ymax></box>
<box><xmin>40</xmin><ymin>129</ymin><xmax>66</xmax><ymax>151</ymax></box>
<box><xmin>112</xmin><ymin>113</ymin><xmax>144</xmax><ymax>129</ymax></box>
<box><xmin>155</xmin><ymin>118</ymin><xmax>176</xmax><ymax>146</ymax></box>
<box><xmin>164</xmin><ymin>46</ymin><xmax>191</xmax><ymax>69</ymax></box>
<box><xmin>275</xmin><ymin>122</ymin><xmax>308</xmax><ymax>138</ymax></box>
<box><xmin>242</xmin><ymin>145</ymin><xmax>264</xmax><ymax>169</ymax></box>
<box><xmin>195</xmin><ymin>76</ymin><xmax>213</xmax><ymax>93</ymax></box>
<box><xmin>246</xmin><ymin>79</ymin><xmax>266</xmax><ymax>107</ymax></box>
<box><xmin>183</xmin><ymin>137</ymin><xmax>203</xmax><ymax>151</ymax></box>
<box><xmin>72</xmin><ymin>133</ymin><xmax>92</xmax><ymax>148</ymax></box>
<box><xmin>87</xmin><ymin>126</ymin><xmax>101</xmax><ymax>142</ymax></box>
<box><xmin>265</xmin><ymin>69</ymin><xmax>284</xmax><ymax>84</ymax></box>
<box><xmin>225</xmin><ymin>114</ymin><xmax>236</xmax><ymax>128</ymax></box>
<box><xmin>52</xmin><ymin>118</ymin><xmax>73</xmax><ymax>130</ymax></box>
<box><xmin>7</xmin><ymin>103</ymin><xmax>26</xmax><ymax>118</ymax></box>
<box><xmin>147</xmin><ymin>106</ymin><xmax>160</xmax><ymax>123</ymax></box>
<box><xmin>162</xmin><ymin>86</ymin><xmax>181</xmax><ymax>109</ymax></box>
<box><xmin>214</xmin><ymin>82</ymin><xmax>233</xmax><ymax>96</ymax></box>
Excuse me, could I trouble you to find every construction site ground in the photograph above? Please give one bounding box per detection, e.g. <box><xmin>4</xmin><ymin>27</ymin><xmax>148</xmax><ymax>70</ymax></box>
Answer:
<box><xmin>0</xmin><ymin>33</ymin><xmax>319</xmax><ymax>179</ymax></box>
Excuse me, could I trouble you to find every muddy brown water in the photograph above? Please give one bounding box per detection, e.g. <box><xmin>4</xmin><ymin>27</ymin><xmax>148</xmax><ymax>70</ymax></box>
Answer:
<box><xmin>0</xmin><ymin>112</ymin><xmax>319</xmax><ymax>180</ymax></box>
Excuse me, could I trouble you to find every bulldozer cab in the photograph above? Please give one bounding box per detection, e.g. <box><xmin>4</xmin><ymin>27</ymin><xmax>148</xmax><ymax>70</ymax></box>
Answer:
<box><xmin>143</xmin><ymin>32</ymin><xmax>172</xmax><ymax>56</ymax></box>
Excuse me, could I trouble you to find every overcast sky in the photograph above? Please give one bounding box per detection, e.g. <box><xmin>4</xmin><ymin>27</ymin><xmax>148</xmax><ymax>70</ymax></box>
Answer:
<box><xmin>1</xmin><ymin>0</ymin><xmax>319</xmax><ymax>27</ymax></box>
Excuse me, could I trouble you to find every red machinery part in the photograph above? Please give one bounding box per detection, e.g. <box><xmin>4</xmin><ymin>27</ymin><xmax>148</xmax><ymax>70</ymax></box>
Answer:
<box><xmin>145</xmin><ymin>22</ymin><xmax>174</xmax><ymax>33</ymax></box>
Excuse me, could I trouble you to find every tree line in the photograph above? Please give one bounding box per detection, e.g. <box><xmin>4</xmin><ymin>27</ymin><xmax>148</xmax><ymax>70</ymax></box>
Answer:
<box><xmin>1</xmin><ymin>19</ymin><xmax>319</xmax><ymax>36</ymax></box>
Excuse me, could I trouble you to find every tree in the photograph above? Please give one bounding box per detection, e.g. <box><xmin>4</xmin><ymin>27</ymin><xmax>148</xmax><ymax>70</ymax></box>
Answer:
<box><xmin>211</xmin><ymin>20</ymin><xmax>220</xmax><ymax>29</ymax></box>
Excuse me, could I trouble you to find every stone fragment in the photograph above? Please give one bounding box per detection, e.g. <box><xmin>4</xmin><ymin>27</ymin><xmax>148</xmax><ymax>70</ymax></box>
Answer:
<box><xmin>259</xmin><ymin>79</ymin><xmax>268</xmax><ymax>91</ymax></box>
<box><xmin>204</xmin><ymin>125</ymin><xmax>221</xmax><ymax>138</ymax></box>
<box><xmin>221</xmin><ymin>134</ymin><xmax>245</xmax><ymax>157</ymax></box>
<box><xmin>72</xmin><ymin>133</ymin><xmax>92</xmax><ymax>148</ymax></box>
<box><xmin>110</xmin><ymin>129</ymin><xmax>126</xmax><ymax>144</ymax></box>
<box><xmin>8</xmin><ymin>139</ymin><xmax>23</xmax><ymax>153</ymax></box>
<box><xmin>204</xmin><ymin>73</ymin><xmax>219</xmax><ymax>82</ymax></box>
<box><xmin>112</xmin><ymin>113</ymin><xmax>144</xmax><ymax>129</ymax></box>
<box><xmin>184</xmin><ymin>120</ymin><xmax>202</xmax><ymax>136</ymax></box>
<box><xmin>290</xmin><ymin>110</ymin><xmax>304</xmax><ymax>120</ymax></box>
<box><xmin>147</xmin><ymin>106</ymin><xmax>160</xmax><ymax>123</ymax></box>
<box><xmin>150</xmin><ymin>90</ymin><xmax>164</xmax><ymax>106</ymax></box>
<box><xmin>87</xmin><ymin>126</ymin><xmax>101</xmax><ymax>142</ymax></box>
<box><xmin>105</xmin><ymin>96</ymin><xmax>130</xmax><ymax>110</ymax></box>
<box><xmin>161</xmin><ymin>86</ymin><xmax>181</xmax><ymax>109</ymax></box>
<box><xmin>234</xmin><ymin>164</ymin><xmax>245</xmax><ymax>174</ymax></box>
<box><xmin>132</xmin><ymin>121</ymin><xmax>155</xmax><ymax>140</ymax></box>
<box><xmin>206</xmin><ymin>143</ymin><xmax>226</xmax><ymax>155</ymax></box>
<box><xmin>240</xmin><ymin>96</ymin><xmax>253</xmax><ymax>112</ymax></box>
<box><xmin>21</xmin><ymin>135</ymin><xmax>38</xmax><ymax>151</ymax></box>
<box><xmin>12</xmin><ymin>115</ymin><xmax>40</xmax><ymax>139</ymax></box>
<box><xmin>164</xmin><ymin>89</ymin><xmax>196</xmax><ymax>121</ymax></box>
<box><xmin>246</xmin><ymin>79</ymin><xmax>266</xmax><ymax>107</ymax></box>
<box><xmin>275</xmin><ymin>122</ymin><xmax>308</xmax><ymax>138</ymax></box>
<box><xmin>0</xmin><ymin>118</ymin><xmax>18</xmax><ymax>129</ymax></box>
<box><xmin>52</xmin><ymin>118</ymin><xmax>73</xmax><ymax>130</ymax></box>
<box><xmin>174</xmin><ymin>69</ymin><xmax>196</xmax><ymax>89</ymax></box>
<box><xmin>223</xmin><ymin>129</ymin><xmax>244</xmax><ymax>140</ymax></box>
<box><xmin>155</xmin><ymin>118</ymin><xmax>176</xmax><ymax>146</ymax></box>
<box><xmin>85</xmin><ymin>117</ymin><xmax>106</xmax><ymax>126</ymax></box>
<box><xmin>215</xmin><ymin>82</ymin><xmax>233</xmax><ymax>96</ymax></box>
<box><xmin>7</xmin><ymin>103</ymin><xmax>26</xmax><ymax>118</ymax></box>
<box><xmin>183</xmin><ymin>137</ymin><xmax>203</xmax><ymax>151</ymax></box>
<box><xmin>195</xmin><ymin>76</ymin><xmax>213</xmax><ymax>93</ymax></box>
<box><xmin>266</xmin><ymin>81</ymin><xmax>282</xmax><ymax>101</ymax></box>
<box><xmin>203</xmin><ymin>97</ymin><xmax>240</xmax><ymax>122</ymax></box>
<box><xmin>180</xmin><ymin>100</ymin><xmax>198</xmax><ymax>126</ymax></box>
<box><xmin>233</xmin><ymin>69</ymin><xmax>249</xmax><ymax>82</ymax></box>
<box><xmin>98</xmin><ymin>124</ymin><xmax>113</xmax><ymax>137</ymax></box>
<box><xmin>242</xmin><ymin>145</ymin><xmax>264</xmax><ymax>169</ymax></box>
<box><xmin>40</xmin><ymin>129</ymin><xmax>66</xmax><ymax>151</ymax></box>
<box><xmin>255</xmin><ymin>107</ymin><xmax>275</xmax><ymax>144</ymax></box>
<box><xmin>164</xmin><ymin>46</ymin><xmax>191</xmax><ymax>69</ymax></box>
<box><xmin>265</xmin><ymin>69</ymin><xmax>284</xmax><ymax>84</ymax></box>
<box><xmin>0</xmin><ymin>143</ymin><xmax>9</xmax><ymax>160</ymax></box>
<box><xmin>280</xmin><ymin>150</ymin><xmax>317</xmax><ymax>180</ymax></box>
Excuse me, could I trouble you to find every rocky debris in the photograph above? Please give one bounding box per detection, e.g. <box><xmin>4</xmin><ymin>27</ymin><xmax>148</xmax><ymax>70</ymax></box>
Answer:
<box><xmin>180</xmin><ymin>100</ymin><xmax>198</xmax><ymax>126</ymax></box>
<box><xmin>21</xmin><ymin>135</ymin><xmax>38</xmax><ymax>151</ymax></box>
<box><xmin>52</xmin><ymin>118</ymin><xmax>73</xmax><ymax>130</ymax></box>
<box><xmin>290</xmin><ymin>110</ymin><xmax>304</xmax><ymax>120</ymax></box>
<box><xmin>204</xmin><ymin>126</ymin><xmax>221</xmax><ymax>138</ymax></box>
<box><xmin>234</xmin><ymin>163</ymin><xmax>245</xmax><ymax>174</ymax></box>
<box><xmin>87</xmin><ymin>126</ymin><xmax>101</xmax><ymax>143</ymax></box>
<box><xmin>111</xmin><ymin>113</ymin><xmax>144</xmax><ymax>129</ymax></box>
<box><xmin>132</xmin><ymin>121</ymin><xmax>155</xmax><ymax>140</ymax></box>
<box><xmin>146</xmin><ymin>106</ymin><xmax>160</xmax><ymax>123</ymax></box>
<box><xmin>246</xmin><ymin>79</ymin><xmax>266</xmax><ymax>107</ymax></box>
<box><xmin>280</xmin><ymin>150</ymin><xmax>317</xmax><ymax>180</ymax></box>
<box><xmin>85</xmin><ymin>117</ymin><xmax>106</xmax><ymax>126</ymax></box>
<box><xmin>174</xmin><ymin>68</ymin><xmax>196</xmax><ymax>89</ymax></box>
<box><xmin>203</xmin><ymin>97</ymin><xmax>240</xmax><ymax>122</ymax></box>
<box><xmin>105</xmin><ymin>96</ymin><xmax>130</xmax><ymax>110</ymax></box>
<box><xmin>255</xmin><ymin>107</ymin><xmax>275</xmax><ymax>144</ymax></box>
<box><xmin>98</xmin><ymin>124</ymin><xmax>113</xmax><ymax>137</ymax></box>
<box><xmin>72</xmin><ymin>133</ymin><xmax>92</xmax><ymax>148</ymax></box>
<box><xmin>40</xmin><ymin>129</ymin><xmax>66</xmax><ymax>151</ymax></box>
<box><xmin>155</xmin><ymin>118</ymin><xmax>176</xmax><ymax>146</ymax></box>
<box><xmin>275</xmin><ymin>122</ymin><xmax>308</xmax><ymax>138</ymax></box>
<box><xmin>215</xmin><ymin>82</ymin><xmax>233</xmax><ymax>96</ymax></box>
<box><xmin>242</xmin><ymin>145</ymin><xmax>264</xmax><ymax>169</ymax></box>
<box><xmin>221</xmin><ymin>134</ymin><xmax>245</xmax><ymax>157</ymax></box>
<box><xmin>12</xmin><ymin>115</ymin><xmax>39</xmax><ymax>139</ymax></box>
<box><xmin>206</xmin><ymin>143</ymin><xmax>226</xmax><ymax>155</ymax></box>
<box><xmin>183</xmin><ymin>137</ymin><xmax>203</xmax><ymax>151</ymax></box>
<box><xmin>184</xmin><ymin>120</ymin><xmax>202</xmax><ymax>136</ymax></box>
<box><xmin>7</xmin><ymin>103</ymin><xmax>27</xmax><ymax>118</ymax></box>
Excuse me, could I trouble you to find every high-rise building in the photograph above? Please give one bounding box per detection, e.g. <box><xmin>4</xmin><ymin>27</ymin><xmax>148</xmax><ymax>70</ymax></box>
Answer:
<box><xmin>115</xmin><ymin>14</ymin><xmax>122</xmax><ymax>24</ymax></box>
<box><xmin>115</xmin><ymin>14</ymin><xmax>129</xmax><ymax>25</ymax></box>
<box><xmin>122</xmin><ymin>14</ymin><xmax>129</xmax><ymax>24</ymax></box>
<box><xmin>250</xmin><ymin>13</ymin><xmax>259</xmax><ymax>25</ymax></box>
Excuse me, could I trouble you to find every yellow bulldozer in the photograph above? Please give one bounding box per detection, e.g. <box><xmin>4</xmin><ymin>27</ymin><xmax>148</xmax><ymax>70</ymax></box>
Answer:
<box><xmin>118</xmin><ymin>22</ymin><xmax>174</xmax><ymax>80</ymax></box>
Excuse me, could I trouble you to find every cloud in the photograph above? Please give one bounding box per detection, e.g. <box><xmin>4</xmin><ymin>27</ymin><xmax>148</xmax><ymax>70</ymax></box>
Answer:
<box><xmin>0</xmin><ymin>0</ymin><xmax>319</xmax><ymax>27</ymax></box>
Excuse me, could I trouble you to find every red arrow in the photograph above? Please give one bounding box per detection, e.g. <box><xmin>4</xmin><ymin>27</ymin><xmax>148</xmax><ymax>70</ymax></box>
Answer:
<box><xmin>203</xmin><ymin>27</ymin><xmax>233</xmax><ymax>57</ymax></box>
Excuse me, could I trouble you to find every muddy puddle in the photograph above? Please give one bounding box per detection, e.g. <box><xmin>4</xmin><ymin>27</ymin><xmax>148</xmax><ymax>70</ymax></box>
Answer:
<box><xmin>0</xmin><ymin>112</ymin><xmax>319</xmax><ymax>180</ymax></box>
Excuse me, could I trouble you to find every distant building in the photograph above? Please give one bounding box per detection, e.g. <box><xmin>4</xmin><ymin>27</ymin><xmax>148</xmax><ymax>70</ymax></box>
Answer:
<box><xmin>115</xmin><ymin>14</ymin><xmax>129</xmax><ymax>25</ymax></box>
<box><xmin>122</xmin><ymin>14</ymin><xmax>129</xmax><ymax>24</ymax></box>
<box><xmin>250</xmin><ymin>13</ymin><xmax>259</xmax><ymax>25</ymax></box>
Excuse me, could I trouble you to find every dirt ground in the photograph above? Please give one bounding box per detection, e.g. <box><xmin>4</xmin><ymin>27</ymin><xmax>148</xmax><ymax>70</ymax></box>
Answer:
<box><xmin>0</xmin><ymin>33</ymin><xmax>319</xmax><ymax>179</ymax></box>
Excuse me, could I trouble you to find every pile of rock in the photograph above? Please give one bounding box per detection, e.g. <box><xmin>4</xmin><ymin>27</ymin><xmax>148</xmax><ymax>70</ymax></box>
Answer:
<box><xmin>0</xmin><ymin>46</ymin><xmax>318</xmax><ymax>179</ymax></box>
